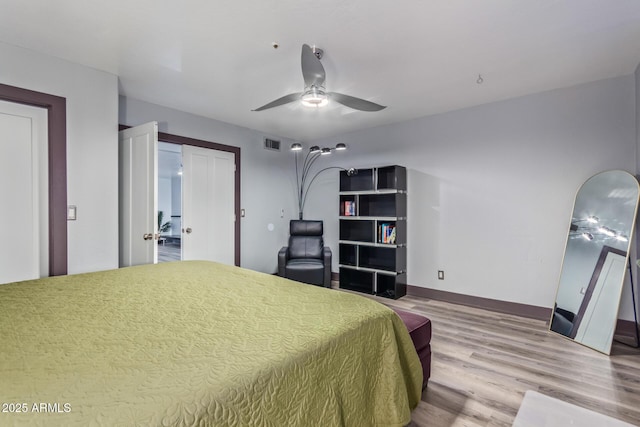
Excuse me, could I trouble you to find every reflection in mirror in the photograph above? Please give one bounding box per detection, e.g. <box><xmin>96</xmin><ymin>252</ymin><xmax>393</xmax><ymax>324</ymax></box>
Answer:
<box><xmin>550</xmin><ymin>170</ymin><xmax>639</xmax><ymax>354</ymax></box>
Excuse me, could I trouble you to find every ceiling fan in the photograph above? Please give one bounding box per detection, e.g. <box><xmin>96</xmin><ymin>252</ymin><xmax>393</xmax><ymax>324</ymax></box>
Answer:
<box><xmin>252</xmin><ymin>44</ymin><xmax>386</xmax><ymax>112</ymax></box>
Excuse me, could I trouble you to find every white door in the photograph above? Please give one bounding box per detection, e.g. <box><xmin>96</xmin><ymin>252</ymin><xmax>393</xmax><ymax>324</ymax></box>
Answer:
<box><xmin>0</xmin><ymin>100</ymin><xmax>48</xmax><ymax>284</ymax></box>
<box><xmin>119</xmin><ymin>122</ymin><xmax>158</xmax><ymax>267</ymax></box>
<box><xmin>182</xmin><ymin>145</ymin><xmax>235</xmax><ymax>264</ymax></box>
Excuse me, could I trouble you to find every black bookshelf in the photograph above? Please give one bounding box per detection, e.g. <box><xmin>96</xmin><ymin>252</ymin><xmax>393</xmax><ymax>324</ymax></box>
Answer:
<box><xmin>338</xmin><ymin>165</ymin><xmax>407</xmax><ymax>299</ymax></box>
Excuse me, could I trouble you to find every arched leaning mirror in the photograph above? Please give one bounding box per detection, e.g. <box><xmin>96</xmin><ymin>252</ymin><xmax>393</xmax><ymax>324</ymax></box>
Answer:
<box><xmin>550</xmin><ymin>170</ymin><xmax>639</xmax><ymax>354</ymax></box>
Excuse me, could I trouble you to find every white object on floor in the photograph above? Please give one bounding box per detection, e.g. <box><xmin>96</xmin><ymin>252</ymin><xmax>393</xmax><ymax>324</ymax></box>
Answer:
<box><xmin>513</xmin><ymin>390</ymin><xmax>634</xmax><ymax>427</ymax></box>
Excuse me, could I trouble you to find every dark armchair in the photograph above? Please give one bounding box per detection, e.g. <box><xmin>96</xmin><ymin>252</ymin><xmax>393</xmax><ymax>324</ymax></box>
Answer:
<box><xmin>278</xmin><ymin>220</ymin><xmax>332</xmax><ymax>287</ymax></box>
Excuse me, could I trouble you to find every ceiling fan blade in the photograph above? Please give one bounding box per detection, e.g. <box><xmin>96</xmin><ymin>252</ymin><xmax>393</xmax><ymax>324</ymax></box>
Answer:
<box><xmin>328</xmin><ymin>92</ymin><xmax>386</xmax><ymax>112</ymax></box>
<box><xmin>252</xmin><ymin>93</ymin><xmax>301</xmax><ymax>111</ymax></box>
<box><xmin>301</xmin><ymin>44</ymin><xmax>326</xmax><ymax>88</ymax></box>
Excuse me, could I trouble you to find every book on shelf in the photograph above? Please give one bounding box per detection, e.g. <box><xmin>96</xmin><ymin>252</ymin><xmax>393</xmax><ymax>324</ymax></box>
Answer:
<box><xmin>344</xmin><ymin>200</ymin><xmax>356</xmax><ymax>216</ymax></box>
<box><xmin>378</xmin><ymin>223</ymin><xmax>396</xmax><ymax>244</ymax></box>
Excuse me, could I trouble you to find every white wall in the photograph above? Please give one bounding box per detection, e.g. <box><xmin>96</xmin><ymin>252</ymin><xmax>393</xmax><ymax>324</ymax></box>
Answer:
<box><xmin>119</xmin><ymin>97</ymin><xmax>298</xmax><ymax>273</ymax></box>
<box><xmin>0</xmin><ymin>42</ymin><xmax>119</xmax><ymax>274</ymax></box>
<box><xmin>310</xmin><ymin>75</ymin><xmax>637</xmax><ymax>316</ymax></box>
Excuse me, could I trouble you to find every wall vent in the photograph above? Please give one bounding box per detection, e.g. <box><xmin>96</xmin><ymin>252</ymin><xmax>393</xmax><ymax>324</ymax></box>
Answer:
<box><xmin>264</xmin><ymin>138</ymin><xmax>281</xmax><ymax>151</ymax></box>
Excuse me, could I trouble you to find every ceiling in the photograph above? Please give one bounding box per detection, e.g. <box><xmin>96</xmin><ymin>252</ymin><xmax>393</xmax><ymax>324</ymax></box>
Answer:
<box><xmin>2</xmin><ymin>1</ymin><xmax>640</xmax><ymax>141</ymax></box>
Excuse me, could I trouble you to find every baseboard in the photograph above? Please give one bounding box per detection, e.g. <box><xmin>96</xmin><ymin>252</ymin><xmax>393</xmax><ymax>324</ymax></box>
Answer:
<box><xmin>615</xmin><ymin>319</ymin><xmax>640</xmax><ymax>341</ymax></box>
<box><xmin>407</xmin><ymin>285</ymin><xmax>551</xmax><ymax>321</ymax></box>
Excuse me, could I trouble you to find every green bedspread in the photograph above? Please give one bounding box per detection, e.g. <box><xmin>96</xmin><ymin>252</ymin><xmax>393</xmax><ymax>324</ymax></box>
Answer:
<box><xmin>0</xmin><ymin>261</ymin><xmax>421</xmax><ymax>426</ymax></box>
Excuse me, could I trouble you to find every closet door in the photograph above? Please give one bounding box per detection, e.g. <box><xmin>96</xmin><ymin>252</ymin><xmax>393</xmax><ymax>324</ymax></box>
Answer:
<box><xmin>182</xmin><ymin>145</ymin><xmax>235</xmax><ymax>265</ymax></box>
<box><xmin>0</xmin><ymin>100</ymin><xmax>48</xmax><ymax>283</ymax></box>
<box><xmin>118</xmin><ymin>122</ymin><xmax>158</xmax><ymax>267</ymax></box>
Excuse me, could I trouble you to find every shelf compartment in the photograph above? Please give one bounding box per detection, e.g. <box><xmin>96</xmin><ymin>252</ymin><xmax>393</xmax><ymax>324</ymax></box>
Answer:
<box><xmin>339</xmin><ymin>194</ymin><xmax>357</xmax><ymax>216</ymax></box>
<box><xmin>377</xmin><ymin>165</ymin><xmax>407</xmax><ymax>191</ymax></box>
<box><xmin>339</xmin><ymin>219</ymin><xmax>374</xmax><ymax>242</ymax></box>
<box><xmin>359</xmin><ymin>245</ymin><xmax>406</xmax><ymax>272</ymax></box>
<box><xmin>376</xmin><ymin>272</ymin><xmax>407</xmax><ymax>299</ymax></box>
<box><xmin>359</xmin><ymin>193</ymin><xmax>406</xmax><ymax>217</ymax></box>
<box><xmin>377</xmin><ymin>220</ymin><xmax>406</xmax><ymax>245</ymax></box>
<box><xmin>339</xmin><ymin>267</ymin><xmax>374</xmax><ymax>294</ymax></box>
<box><xmin>340</xmin><ymin>169</ymin><xmax>373</xmax><ymax>192</ymax></box>
<box><xmin>376</xmin><ymin>221</ymin><xmax>397</xmax><ymax>244</ymax></box>
<box><xmin>339</xmin><ymin>243</ymin><xmax>357</xmax><ymax>266</ymax></box>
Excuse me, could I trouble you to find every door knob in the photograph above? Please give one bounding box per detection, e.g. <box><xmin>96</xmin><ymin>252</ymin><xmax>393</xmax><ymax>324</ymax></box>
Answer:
<box><xmin>143</xmin><ymin>233</ymin><xmax>153</xmax><ymax>240</ymax></box>
<box><xmin>185</xmin><ymin>227</ymin><xmax>193</xmax><ymax>234</ymax></box>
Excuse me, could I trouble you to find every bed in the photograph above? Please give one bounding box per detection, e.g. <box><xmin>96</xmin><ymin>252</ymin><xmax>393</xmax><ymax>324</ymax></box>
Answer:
<box><xmin>0</xmin><ymin>261</ymin><xmax>422</xmax><ymax>426</ymax></box>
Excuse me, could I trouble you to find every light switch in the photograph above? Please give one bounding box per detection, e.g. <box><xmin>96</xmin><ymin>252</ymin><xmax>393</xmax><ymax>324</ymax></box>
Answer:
<box><xmin>67</xmin><ymin>205</ymin><xmax>77</xmax><ymax>221</ymax></box>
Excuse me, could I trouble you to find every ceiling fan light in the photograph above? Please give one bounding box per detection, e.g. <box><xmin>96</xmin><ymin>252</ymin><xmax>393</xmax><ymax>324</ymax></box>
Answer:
<box><xmin>301</xmin><ymin>96</ymin><xmax>328</xmax><ymax>108</ymax></box>
<box><xmin>301</xmin><ymin>87</ymin><xmax>328</xmax><ymax>108</ymax></box>
<box><xmin>309</xmin><ymin>146</ymin><xmax>321</xmax><ymax>153</ymax></box>
<box><xmin>290</xmin><ymin>143</ymin><xmax>303</xmax><ymax>151</ymax></box>
<box><xmin>335</xmin><ymin>143</ymin><xmax>347</xmax><ymax>150</ymax></box>
<box><xmin>320</xmin><ymin>147</ymin><xmax>331</xmax><ymax>155</ymax></box>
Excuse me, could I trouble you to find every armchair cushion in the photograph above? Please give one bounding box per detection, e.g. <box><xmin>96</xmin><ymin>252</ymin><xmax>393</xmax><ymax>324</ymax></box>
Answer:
<box><xmin>285</xmin><ymin>258</ymin><xmax>325</xmax><ymax>286</ymax></box>
<box><xmin>289</xmin><ymin>235</ymin><xmax>323</xmax><ymax>259</ymax></box>
<box><xmin>290</xmin><ymin>220</ymin><xmax>323</xmax><ymax>236</ymax></box>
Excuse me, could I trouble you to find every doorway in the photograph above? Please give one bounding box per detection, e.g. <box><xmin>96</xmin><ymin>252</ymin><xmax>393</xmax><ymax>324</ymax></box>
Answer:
<box><xmin>0</xmin><ymin>100</ymin><xmax>48</xmax><ymax>283</ymax></box>
<box><xmin>157</xmin><ymin>141</ymin><xmax>182</xmax><ymax>262</ymax></box>
<box><xmin>158</xmin><ymin>131</ymin><xmax>241</xmax><ymax>266</ymax></box>
<box><xmin>120</xmin><ymin>123</ymin><xmax>241</xmax><ymax>267</ymax></box>
<box><xmin>0</xmin><ymin>83</ymin><xmax>67</xmax><ymax>278</ymax></box>
<box><xmin>156</xmin><ymin>141</ymin><xmax>236</xmax><ymax>264</ymax></box>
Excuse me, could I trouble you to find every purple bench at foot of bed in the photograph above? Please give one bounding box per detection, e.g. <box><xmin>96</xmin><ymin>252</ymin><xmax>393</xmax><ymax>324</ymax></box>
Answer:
<box><xmin>390</xmin><ymin>307</ymin><xmax>432</xmax><ymax>389</ymax></box>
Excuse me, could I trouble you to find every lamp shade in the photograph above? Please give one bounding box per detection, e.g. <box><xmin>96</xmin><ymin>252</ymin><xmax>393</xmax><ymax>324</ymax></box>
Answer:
<box><xmin>290</xmin><ymin>143</ymin><xmax>303</xmax><ymax>151</ymax></box>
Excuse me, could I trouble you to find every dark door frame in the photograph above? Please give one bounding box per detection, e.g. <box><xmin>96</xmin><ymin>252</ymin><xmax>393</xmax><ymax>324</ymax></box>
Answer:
<box><xmin>0</xmin><ymin>83</ymin><xmax>67</xmax><ymax>276</ymax></box>
<box><xmin>120</xmin><ymin>125</ymin><xmax>241</xmax><ymax>266</ymax></box>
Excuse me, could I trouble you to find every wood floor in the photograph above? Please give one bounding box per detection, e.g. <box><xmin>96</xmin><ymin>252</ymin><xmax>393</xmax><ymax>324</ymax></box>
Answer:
<box><xmin>158</xmin><ymin>243</ymin><xmax>181</xmax><ymax>263</ymax></box>
<box><xmin>368</xmin><ymin>294</ymin><xmax>640</xmax><ymax>427</ymax></box>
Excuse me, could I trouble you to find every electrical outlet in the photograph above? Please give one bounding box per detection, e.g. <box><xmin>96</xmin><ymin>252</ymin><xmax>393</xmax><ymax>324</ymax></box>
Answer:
<box><xmin>438</xmin><ymin>270</ymin><xmax>444</xmax><ymax>280</ymax></box>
